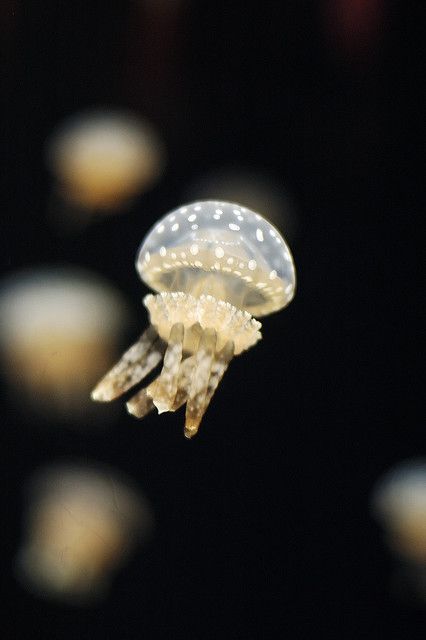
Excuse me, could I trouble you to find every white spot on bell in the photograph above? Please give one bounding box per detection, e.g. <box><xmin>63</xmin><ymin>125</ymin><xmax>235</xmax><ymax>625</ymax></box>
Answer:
<box><xmin>215</xmin><ymin>247</ymin><xmax>224</xmax><ymax>258</ymax></box>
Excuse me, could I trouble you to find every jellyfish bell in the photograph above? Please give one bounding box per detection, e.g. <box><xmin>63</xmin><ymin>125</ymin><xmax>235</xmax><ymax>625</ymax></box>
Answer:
<box><xmin>92</xmin><ymin>201</ymin><xmax>296</xmax><ymax>438</ymax></box>
<box><xmin>16</xmin><ymin>463</ymin><xmax>153</xmax><ymax>604</ymax></box>
<box><xmin>46</xmin><ymin>109</ymin><xmax>166</xmax><ymax>213</ymax></box>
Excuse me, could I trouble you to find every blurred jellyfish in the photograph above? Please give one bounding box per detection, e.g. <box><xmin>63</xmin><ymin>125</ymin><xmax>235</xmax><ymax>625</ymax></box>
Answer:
<box><xmin>372</xmin><ymin>459</ymin><xmax>426</xmax><ymax>605</ymax></box>
<box><xmin>92</xmin><ymin>200</ymin><xmax>296</xmax><ymax>438</ymax></box>
<box><xmin>184</xmin><ymin>166</ymin><xmax>298</xmax><ymax>242</ymax></box>
<box><xmin>46</xmin><ymin>109</ymin><xmax>166</xmax><ymax>223</ymax></box>
<box><xmin>16</xmin><ymin>463</ymin><xmax>153</xmax><ymax>604</ymax></box>
<box><xmin>321</xmin><ymin>0</ymin><xmax>386</xmax><ymax>64</ymax></box>
<box><xmin>0</xmin><ymin>267</ymin><xmax>130</xmax><ymax>423</ymax></box>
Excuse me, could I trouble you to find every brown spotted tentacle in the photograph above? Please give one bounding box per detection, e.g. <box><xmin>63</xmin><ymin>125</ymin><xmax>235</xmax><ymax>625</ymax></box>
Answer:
<box><xmin>126</xmin><ymin>388</ymin><xmax>155</xmax><ymax>419</ymax></box>
<box><xmin>185</xmin><ymin>328</ymin><xmax>217</xmax><ymax>439</ymax></box>
<box><xmin>91</xmin><ymin>326</ymin><xmax>165</xmax><ymax>401</ymax></box>
<box><xmin>203</xmin><ymin>339</ymin><xmax>234</xmax><ymax>410</ymax></box>
<box><xmin>146</xmin><ymin>322</ymin><xmax>184</xmax><ymax>413</ymax></box>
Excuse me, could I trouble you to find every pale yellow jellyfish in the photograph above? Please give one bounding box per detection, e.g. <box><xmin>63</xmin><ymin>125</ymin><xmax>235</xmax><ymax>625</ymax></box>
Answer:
<box><xmin>372</xmin><ymin>460</ymin><xmax>426</xmax><ymax>563</ymax></box>
<box><xmin>15</xmin><ymin>464</ymin><xmax>152</xmax><ymax>603</ymax></box>
<box><xmin>0</xmin><ymin>268</ymin><xmax>129</xmax><ymax>421</ymax></box>
<box><xmin>46</xmin><ymin>109</ymin><xmax>165</xmax><ymax>212</ymax></box>
<box><xmin>92</xmin><ymin>200</ymin><xmax>296</xmax><ymax>438</ymax></box>
<box><xmin>371</xmin><ymin>459</ymin><xmax>426</xmax><ymax>605</ymax></box>
<box><xmin>185</xmin><ymin>166</ymin><xmax>297</xmax><ymax>241</ymax></box>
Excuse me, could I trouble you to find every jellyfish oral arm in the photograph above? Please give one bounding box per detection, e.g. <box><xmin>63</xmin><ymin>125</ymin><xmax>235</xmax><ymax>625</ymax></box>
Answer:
<box><xmin>144</xmin><ymin>292</ymin><xmax>261</xmax><ymax>356</ymax></box>
<box><xmin>91</xmin><ymin>326</ymin><xmax>165</xmax><ymax>401</ymax></box>
<box><xmin>91</xmin><ymin>292</ymin><xmax>258</xmax><ymax>437</ymax></box>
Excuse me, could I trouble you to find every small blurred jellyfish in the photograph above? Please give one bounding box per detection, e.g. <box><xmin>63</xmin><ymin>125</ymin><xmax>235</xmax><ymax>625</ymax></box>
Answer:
<box><xmin>16</xmin><ymin>463</ymin><xmax>153</xmax><ymax>604</ymax></box>
<box><xmin>46</xmin><ymin>109</ymin><xmax>166</xmax><ymax>224</ymax></box>
<box><xmin>0</xmin><ymin>267</ymin><xmax>130</xmax><ymax>423</ymax></box>
<box><xmin>184</xmin><ymin>167</ymin><xmax>297</xmax><ymax>242</ymax></box>
<box><xmin>321</xmin><ymin>0</ymin><xmax>386</xmax><ymax>64</ymax></box>
<box><xmin>372</xmin><ymin>459</ymin><xmax>426</xmax><ymax>605</ymax></box>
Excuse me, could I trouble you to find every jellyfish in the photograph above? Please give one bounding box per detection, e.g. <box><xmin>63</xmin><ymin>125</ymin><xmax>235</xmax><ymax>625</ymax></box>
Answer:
<box><xmin>371</xmin><ymin>459</ymin><xmax>426</xmax><ymax>604</ymax></box>
<box><xmin>0</xmin><ymin>267</ymin><xmax>130</xmax><ymax>422</ymax></box>
<box><xmin>184</xmin><ymin>166</ymin><xmax>298</xmax><ymax>241</ymax></box>
<box><xmin>46</xmin><ymin>109</ymin><xmax>166</xmax><ymax>214</ymax></box>
<box><xmin>92</xmin><ymin>201</ymin><xmax>296</xmax><ymax>438</ymax></box>
<box><xmin>16</xmin><ymin>463</ymin><xmax>152</xmax><ymax>603</ymax></box>
<box><xmin>372</xmin><ymin>459</ymin><xmax>426</xmax><ymax>563</ymax></box>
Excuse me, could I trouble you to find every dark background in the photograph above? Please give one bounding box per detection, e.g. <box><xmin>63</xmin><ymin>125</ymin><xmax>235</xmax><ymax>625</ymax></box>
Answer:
<box><xmin>2</xmin><ymin>1</ymin><xmax>424</xmax><ymax>638</ymax></box>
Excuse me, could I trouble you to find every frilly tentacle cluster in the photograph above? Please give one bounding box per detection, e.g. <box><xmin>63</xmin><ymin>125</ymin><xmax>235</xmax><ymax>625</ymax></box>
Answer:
<box><xmin>91</xmin><ymin>292</ymin><xmax>261</xmax><ymax>437</ymax></box>
<box><xmin>144</xmin><ymin>292</ymin><xmax>261</xmax><ymax>355</ymax></box>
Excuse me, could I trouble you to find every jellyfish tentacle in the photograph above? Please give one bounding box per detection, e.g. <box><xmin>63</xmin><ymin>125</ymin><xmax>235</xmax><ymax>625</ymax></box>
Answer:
<box><xmin>183</xmin><ymin>340</ymin><xmax>233</xmax><ymax>437</ymax></box>
<box><xmin>146</xmin><ymin>322</ymin><xmax>184</xmax><ymax>413</ymax></box>
<box><xmin>203</xmin><ymin>338</ymin><xmax>234</xmax><ymax>409</ymax></box>
<box><xmin>91</xmin><ymin>326</ymin><xmax>165</xmax><ymax>401</ymax></box>
<box><xmin>170</xmin><ymin>355</ymin><xmax>196</xmax><ymax>411</ymax></box>
<box><xmin>185</xmin><ymin>328</ymin><xmax>217</xmax><ymax>439</ymax></box>
<box><xmin>126</xmin><ymin>388</ymin><xmax>155</xmax><ymax>419</ymax></box>
<box><xmin>126</xmin><ymin>351</ymin><xmax>195</xmax><ymax>420</ymax></box>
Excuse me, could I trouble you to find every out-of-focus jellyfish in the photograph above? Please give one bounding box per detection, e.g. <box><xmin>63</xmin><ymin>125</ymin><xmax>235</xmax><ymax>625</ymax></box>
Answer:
<box><xmin>372</xmin><ymin>459</ymin><xmax>426</xmax><ymax>605</ymax></box>
<box><xmin>16</xmin><ymin>463</ymin><xmax>152</xmax><ymax>604</ymax></box>
<box><xmin>0</xmin><ymin>268</ymin><xmax>130</xmax><ymax>423</ymax></box>
<box><xmin>184</xmin><ymin>166</ymin><xmax>298</xmax><ymax>242</ymax></box>
<box><xmin>321</xmin><ymin>0</ymin><xmax>386</xmax><ymax>63</ymax></box>
<box><xmin>92</xmin><ymin>200</ymin><xmax>296</xmax><ymax>438</ymax></box>
<box><xmin>46</xmin><ymin>109</ymin><xmax>166</xmax><ymax>217</ymax></box>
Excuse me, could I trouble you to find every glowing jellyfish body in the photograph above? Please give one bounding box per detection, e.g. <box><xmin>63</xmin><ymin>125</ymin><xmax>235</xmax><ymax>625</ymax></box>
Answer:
<box><xmin>16</xmin><ymin>464</ymin><xmax>152</xmax><ymax>603</ymax></box>
<box><xmin>372</xmin><ymin>460</ymin><xmax>426</xmax><ymax>563</ymax></box>
<box><xmin>185</xmin><ymin>166</ymin><xmax>297</xmax><ymax>241</ymax></box>
<box><xmin>0</xmin><ymin>268</ymin><xmax>129</xmax><ymax>421</ymax></box>
<box><xmin>47</xmin><ymin>110</ymin><xmax>165</xmax><ymax>211</ymax></box>
<box><xmin>92</xmin><ymin>201</ymin><xmax>296</xmax><ymax>437</ymax></box>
